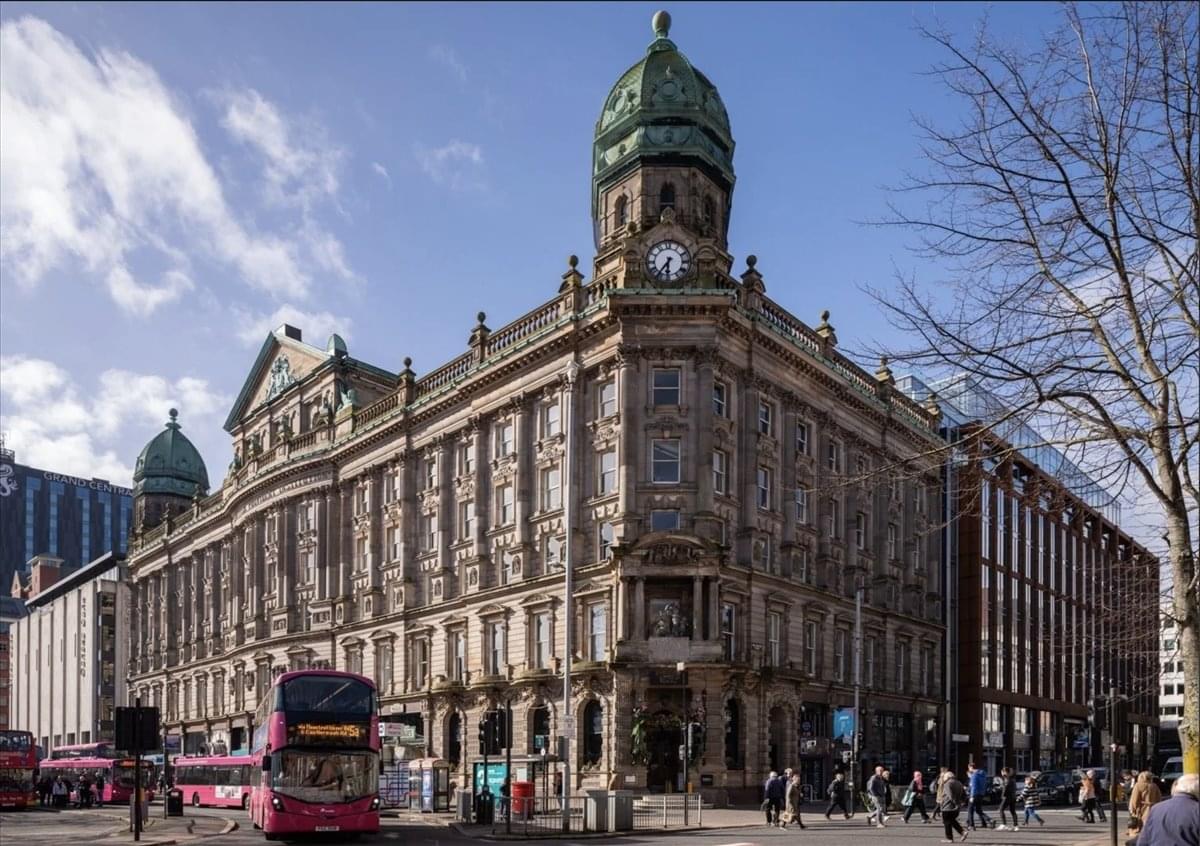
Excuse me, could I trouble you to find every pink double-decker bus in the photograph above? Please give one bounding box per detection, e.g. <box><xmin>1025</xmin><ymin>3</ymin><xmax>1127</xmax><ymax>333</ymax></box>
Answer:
<box><xmin>248</xmin><ymin>670</ymin><xmax>380</xmax><ymax>839</ymax></box>
<box><xmin>173</xmin><ymin>756</ymin><xmax>255</xmax><ymax>809</ymax></box>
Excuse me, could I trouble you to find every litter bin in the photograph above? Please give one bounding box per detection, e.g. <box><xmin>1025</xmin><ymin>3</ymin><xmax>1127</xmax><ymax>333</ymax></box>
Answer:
<box><xmin>165</xmin><ymin>788</ymin><xmax>184</xmax><ymax>817</ymax></box>
<box><xmin>511</xmin><ymin>781</ymin><xmax>535</xmax><ymax>820</ymax></box>
<box><xmin>475</xmin><ymin>791</ymin><xmax>495</xmax><ymax>825</ymax></box>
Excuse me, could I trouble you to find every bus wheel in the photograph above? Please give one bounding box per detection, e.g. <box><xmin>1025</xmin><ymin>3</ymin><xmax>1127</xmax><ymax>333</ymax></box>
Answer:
<box><xmin>191</xmin><ymin>794</ymin><xmax>200</xmax><ymax>808</ymax></box>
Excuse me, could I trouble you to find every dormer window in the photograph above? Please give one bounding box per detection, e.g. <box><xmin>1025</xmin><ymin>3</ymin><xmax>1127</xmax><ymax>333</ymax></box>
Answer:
<box><xmin>615</xmin><ymin>195</ymin><xmax>628</xmax><ymax>228</ymax></box>
<box><xmin>659</xmin><ymin>183</ymin><xmax>676</xmax><ymax>212</ymax></box>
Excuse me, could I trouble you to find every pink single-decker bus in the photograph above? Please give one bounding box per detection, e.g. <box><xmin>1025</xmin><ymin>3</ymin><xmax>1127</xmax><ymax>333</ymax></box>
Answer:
<box><xmin>249</xmin><ymin>670</ymin><xmax>380</xmax><ymax>839</ymax></box>
<box><xmin>173</xmin><ymin>756</ymin><xmax>255</xmax><ymax>809</ymax></box>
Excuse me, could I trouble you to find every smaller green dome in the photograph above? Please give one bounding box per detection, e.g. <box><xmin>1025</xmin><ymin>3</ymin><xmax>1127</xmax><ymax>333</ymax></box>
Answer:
<box><xmin>133</xmin><ymin>409</ymin><xmax>210</xmax><ymax>499</ymax></box>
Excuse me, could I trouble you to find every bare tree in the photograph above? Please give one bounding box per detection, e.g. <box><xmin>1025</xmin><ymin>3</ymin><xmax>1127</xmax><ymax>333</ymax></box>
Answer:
<box><xmin>867</xmin><ymin>1</ymin><xmax>1198</xmax><ymax>773</ymax></box>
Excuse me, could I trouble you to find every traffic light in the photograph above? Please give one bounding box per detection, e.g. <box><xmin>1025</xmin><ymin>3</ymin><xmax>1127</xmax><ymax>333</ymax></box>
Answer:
<box><xmin>1089</xmin><ymin>696</ymin><xmax>1108</xmax><ymax>730</ymax></box>
<box><xmin>478</xmin><ymin>717</ymin><xmax>489</xmax><ymax>755</ymax></box>
<box><xmin>478</xmin><ymin>710</ymin><xmax>509</xmax><ymax>755</ymax></box>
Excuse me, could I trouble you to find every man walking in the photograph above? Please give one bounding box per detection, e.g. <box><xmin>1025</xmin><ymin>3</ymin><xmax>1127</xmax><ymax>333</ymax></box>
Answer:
<box><xmin>966</xmin><ymin>764</ymin><xmax>993</xmax><ymax>830</ymax></box>
<box><xmin>763</xmin><ymin>771</ymin><xmax>785</xmax><ymax>826</ymax></box>
<box><xmin>825</xmin><ymin>771</ymin><xmax>851</xmax><ymax>820</ymax></box>
<box><xmin>939</xmin><ymin>771</ymin><xmax>969</xmax><ymax>843</ymax></box>
<box><xmin>866</xmin><ymin>766</ymin><xmax>890</xmax><ymax>828</ymax></box>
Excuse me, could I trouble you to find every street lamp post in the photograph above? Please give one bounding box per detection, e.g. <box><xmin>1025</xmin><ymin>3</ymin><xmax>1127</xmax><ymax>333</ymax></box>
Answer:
<box><xmin>560</xmin><ymin>359</ymin><xmax>580</xmax><ymax>833</ymax></box>
<box><xmin>851</xmin><ymin>577</ymin><xmax>863</xmax><ymax>813</ymax></box>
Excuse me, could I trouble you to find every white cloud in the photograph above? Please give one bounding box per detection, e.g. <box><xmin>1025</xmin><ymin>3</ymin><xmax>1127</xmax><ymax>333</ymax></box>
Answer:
<box><xmin>0</xmin><ymin>354</ymin><xmax>229</xmax><ymax>484</ymax></box>
<box><xmin>371</xmin><ymin>161</ymin><xmax>391</xmax><ymax>186</ymax></box>
<box><xmin>233</xmin><ymin>304</ymin><xmax>353</xmax><ymax>348</ymax></box>
<box><xmin>415</xmin><ymin>140</ymin><xmax>485</xmax><ymax>191</ymax></box>
<box><xmin>428</xmin><ymin>44</ymin><xmax>468</xmax><ymax>85</ymax></box>
<box><xmin>218</xmin><ymin>87</ymin><xmax>342</xmax><ymax>211</ymax></box>
<box><xmin>0</xmin><ymin>17</ymin><xmax>358</xmax><ymax>314</ymax></box>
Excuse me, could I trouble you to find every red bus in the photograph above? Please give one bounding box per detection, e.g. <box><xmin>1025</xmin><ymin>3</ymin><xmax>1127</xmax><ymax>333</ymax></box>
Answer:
<box><xmin>173</xmin><ymin>756</ymin><xmax>255</xmax><ymax>810</ymax></box>
<box><xmin>249</xmin><ymin>670</ymin><xmax>381</xmax><ymax>839</ymax></box>
<box><xmin>0</xmin><ymin>730</ymin><xmax>38</xmax><ymax>808</ymax></box>
<box><xmin>39</xmin><ymin>756</ymin><xmax>155</xmax><ymax>804</ymax></box>
<box><xmin>49</xmin><ymin>742</ymin><xmax>118</xmax><ymax>760</ymax></box>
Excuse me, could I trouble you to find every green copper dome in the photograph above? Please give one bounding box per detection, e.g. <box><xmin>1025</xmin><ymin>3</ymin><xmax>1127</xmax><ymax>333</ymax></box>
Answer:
<box><xmin>592</xmin><ymin>10</ymin><xmax>735</xmax><ymax>220</ymax></box>
<box><xmin>133</xmin><ymin>409</ymin><xmax>210</xmax><ymax>499</ymax></box>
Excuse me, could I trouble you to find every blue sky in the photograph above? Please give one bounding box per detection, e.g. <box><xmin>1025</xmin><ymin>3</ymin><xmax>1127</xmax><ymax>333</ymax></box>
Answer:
<box><xmin>0</xmin><ymin>1</ymin><xmax>1067</xmax><ymax>487</ymax></box>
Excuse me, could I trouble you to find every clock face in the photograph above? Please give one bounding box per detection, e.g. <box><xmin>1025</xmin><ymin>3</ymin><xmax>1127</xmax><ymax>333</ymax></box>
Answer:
<box><xmin>646</xmin><ymin>240</ymin><xmax>692</xmax><ymax>283</ymax></box>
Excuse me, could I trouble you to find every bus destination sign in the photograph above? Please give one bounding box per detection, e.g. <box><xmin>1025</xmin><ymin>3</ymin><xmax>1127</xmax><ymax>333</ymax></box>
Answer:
<box><xmin>287</xmin><ymin>721</ymin><xmax>369</xmax><ymax>747</ymax></box>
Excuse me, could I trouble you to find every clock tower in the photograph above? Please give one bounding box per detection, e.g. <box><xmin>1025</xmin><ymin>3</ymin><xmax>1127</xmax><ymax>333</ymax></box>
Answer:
<box><xmin>592</xmin><ymin>11</ymin><xmax>736</xmax><ymax>289</ymax></box>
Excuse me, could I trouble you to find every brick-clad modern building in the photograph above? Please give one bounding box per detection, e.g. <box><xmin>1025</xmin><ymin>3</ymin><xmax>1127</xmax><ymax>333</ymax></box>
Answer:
<box><xmin>901</xmin><ymin>376</ymin><xmax>1159</xmax><ymax>775</ymax></box>
<box><xmin>126</xmin><ymin>11</ymin><xmax>950</xmax><ymax>803</ymax></box>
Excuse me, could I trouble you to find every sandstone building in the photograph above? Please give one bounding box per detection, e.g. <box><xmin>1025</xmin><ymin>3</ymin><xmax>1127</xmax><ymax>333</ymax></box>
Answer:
<box><xmin>127</xmin><ymin>11</ymin><xmax>948</xmax><ymax>801</ymax></box>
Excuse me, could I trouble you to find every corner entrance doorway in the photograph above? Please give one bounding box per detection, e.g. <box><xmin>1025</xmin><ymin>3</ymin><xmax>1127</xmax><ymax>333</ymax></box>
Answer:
<box><xmin>644</xmin><ymin>712</ymin><xmax>683</xmax><ymax>793</ymax></box>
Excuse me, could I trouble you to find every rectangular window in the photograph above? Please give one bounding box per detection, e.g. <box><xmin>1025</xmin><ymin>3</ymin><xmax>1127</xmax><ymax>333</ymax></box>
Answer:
<box><xmin>887</xmin><ymin>524</ymin><xmax>897</xmax><ymax>560</ymax></box>
<box><xmin>756</xmin><ymin>467</ymin><xmax>772</xmax><ymax>510</ymax></box>
<box><xmin>795</xmin><ymin>487</ymin><xmax>809</xmax><ymax>524</ymax></box>
<box><xmin>421</xmin><ymin>514</ymin><xmax>438</xmax><ymax>552</ymax></box>
<box><xmin>598</xmin><ymin>522</ymin><xmax>614</xmax><ymax>560</ymax></box>
<box><xmin>855</xmin><ymin>512</ymin><xmax>868</xmax><ymax>550</ymax></box>
<box><xmin>588</xmin><ymin>604</ymin><xmax>607</xmax><ymax>661</ymax></box>
<box><xmin>497</xmin><ymin>485</ymin><xmax>514</xmax><ymax>525</ymax></box>
<box><xmin>650</xmin><ymin>509</ymin><xmax>680</xmax><ymax>532</ymax></box>
<box><xmin>796</xmin><ymin>421</ymin><xmax>810</xmax><ymax>456</ymax></box>
<box><xmin>796</xmin><ymin>547</ymin><xmax>812</xmax><ymax>584</ymax></box>
<box><xmin>355</xmin><ymin>536</ymin><xmax>368</xmax><ymax>571</ymax></box>
<box><xmin>828</xmin><ymin>498</ymin><xmax>842</xmax><ymax>538</ymax></box>
<box><xmin>383</xmin><ymin>473</ymin><xmax>397</xmax><ymax>504</ymax></box>
<box><xmin>897</xmin><ymin>640</ymin><xmax>909</xmax><ymax>692</ymax></box>
<box><xmin>827</xmin><ymin>440</ymin><xmax>842</xmax><ymax>473</ymax></box>
<box><xmin>424</xmin><ymin>458</ymin><xmax>438</xmax><ymax>491</ymax></box>
<box><xmin>540</xmin><ymin>466</ymin><xmax>562</xmax><ymax>510</ymax></box>
<box><xmin>488</xmin><ymin>623</ymin><xmax>506</xmax><ymax>676</ymax></box>
<box><xmin>834</xmin><ymin>630</ymin><xmax>847</xmax><ymax>682</ymax></box>
<box><xmin>532</xmin><ymin>613</ymin><xmax>550</xmax><ymax>669</ymax></box>
<box><xmin>758</xmin><ymin>400</ymin><xmax>773</xmax><ymax>435</ymax></box>
<box><xmin>712</xmin><ymin>381</ymin><xmax>727</xmax><ymax>417</ymax></box>
<box><xmin>459</xmin><ymin>501</ymin><xmax>475</xmax><ymax>540</ymax></box>
<box><xmin>651</xmin><ymin>438</ymin><xmax>681</xmax><ymax>483</ymax></box>
<box><xmin>388</xmin><ymin>526</ymin><xmax>401</xmax><ymax>560</ymax></box>
<box><xmin>652</xmin><ymin>368</ymin><xmax>681</xmax><ymax>406</ymax></box>
<box><xmin>598</xmin><ymin>380</ymin><xmax>617</xmax><ymax>418</ymax></box>
<box><xmin>712</xmin><ymin>449</ymin><xmax>728</xmax><ymax>494</ymax></box>
<box><xmin>356</xmin><ymin>484</ymin><xmax>369</xmax><ymax>515</ymax></box>
<box><xmin>721</xmin><ymin>603</ymin><xmax>737</xmax><ymax>661</ymax></box>
<box><xmin>805</xmin><ymin>621</ymin><xmax>818</xmax><ymax>675</ymax></box>
<box><xmin>922</xmin><ymin>646</ymin><xmax>934</xmax><ymax>696</ymax></box>
<box><xmin>458</xmin><ymin>444</ymin><xmax>475</xmax><ymax>476</ymax></box>
<box><xmin>414</xmin><ymin>640</ymin><xmax>429</xmax><ymax>689</ymax></box>
<box><xmin>541</xmin><ymin>402</ymin><xmax>561</xmax><ymax>438</ymax></box>
<box><xmin>543</xmin><ymin>535</ymin><xmax>564</xmax><ymax>571</ymax></box>
<box><xmin>494</xmin><ymin>422</ymin><xmax>514</xmax><ymax>458</ymax></box>
<box><xmin>450</xmin><ymin>631</ymin><xmax>465</xmax><ymax>681</ymax></box>
<box><xmin>598</xmin><ymin>450</ymin><xmax>618</xmax><ymax>495</ymax></box>
<box><xmin>767</xmin><ymin>612</ymin><xmax>781</xmax><ymax>666</ymax></box>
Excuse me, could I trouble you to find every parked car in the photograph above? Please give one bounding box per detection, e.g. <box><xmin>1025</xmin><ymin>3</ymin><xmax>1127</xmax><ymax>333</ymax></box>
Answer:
<box><xmin>1159</xmin><ymin>756</ymin><xmax>1183</xmax><ymax>793</ymax></box>
<box><xmin>1029</xmin><ymin>770</ymin><xmax>1078</xmax><ymax>805</ymax></box>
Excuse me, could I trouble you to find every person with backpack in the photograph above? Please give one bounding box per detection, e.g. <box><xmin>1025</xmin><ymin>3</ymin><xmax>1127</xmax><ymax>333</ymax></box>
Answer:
<box><xmin>1022</xmin><ymin>775</ymin><xmax>1045</xmax><ymax>827</ymax></box>
<box><xmin>903</xmin><ymin>769</ymin><xmax>930</xmax><ymax>823</ymax></box>
<box><xmin>825</xmin><ymin>771</ymin><xmax>851</xmax><ymax>820</ymax></box>
<box><xmin>996</xmin><ymin>767</ymin><xmax>1019</xmax><ymax>830</ymax></box>
<box><xmin>866</xmin><ymin>766</ymin><xmax>890</xmax><ymax>828</ymax></box>
<box><xmin>966</xmin><ymin>764</ymin><xmax>993</xmax><ymax>830</ymax></box>
<box><xmin>939</xmin><ymin>771</ymin><xmax>969</xmax><ymax>842</ymax></box>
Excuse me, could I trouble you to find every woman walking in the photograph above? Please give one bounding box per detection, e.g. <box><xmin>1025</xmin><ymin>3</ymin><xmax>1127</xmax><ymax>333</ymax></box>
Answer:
<box><xmin>1079</xmin><ymin>770</ymin><xmax>1098</xmax><ymax>823</ymax></box>
<box><xmin>904</xmin><ymin>770</ymin><xmax>930</xmax><ymax>823</ymax></box>
<box><xmin>996</xmin><ymin>767</ymin><xmax>1020</xmax><ymax>830</ymax></box>
<box><xmin>938</xmin><ymin>771</ymin><xmax>969</xmax><ymax>843</ymax></box>
<box><xmin>779</xmin><ymin>773</ymin><xmax>807</xmax><ymax>829</ymax></box>
<box><xmin>1022</xmin><ymin>776</ymin><xmax>1045</xmax><ymax>827</ymax></box>
<box><xmin>1127</xmin><ymin>770</ymin><xmax>1162</xmax><ymax>837</ymax></box>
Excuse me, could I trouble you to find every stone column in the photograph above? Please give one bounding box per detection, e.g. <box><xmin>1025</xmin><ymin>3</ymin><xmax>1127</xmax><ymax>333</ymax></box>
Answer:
<box><xmin>739</xmin><ymin>381</ymin><xmax>762</xmax><ymax>565</ymax></box>
<box><xmin>472</xmin><ymin>428</ymin><xmax>487</xmax><ymax>555</ymax></box>
<box><xmin>337</xmin><ymin>483</ymin><xmax>351</xmax><ymax>600</ymax></box>
<box><xmin>782</xmin><ymin>403</ymin><xmax>799</xmax><ymax>546</ymax></box>
<box><xmin>692</xmin><ymin>576</ymin><xmax>703</xmax><ymax>641</ymax></box>
<box><xmin>617</xmin><ymin>348</ymin><xmax>640</xmax><ymax>520</ymax></box>
<box><xmin>318</xmin><ymin>490</ymin><xmax>331</xmax><ymax>601</ymax></box>
<box><xmin>514</xmin><ymin>400</ymin><xmax>533</xmax><ymax>548</ymax></box>
<box><xmin>695</xmin><ymin>351</ymin><xmax>717</xmax><ymax>509</ymax></box>
<box><xmin>437</xmin><ymin>439</ymin><xmax>453</xmax><ymax>576</ymax></box>
<box><xmin>633</xmin><ymin>577</ymin><xmax>645</xmax><ymax>641</ymax></box>
<box><xmin>281</xmin><ymin>503</ymin><xmax>293</xmax><ymax>605</ymax></box>
<box><xmin>397</xmin><ymin>455</ymin><xmax>414</xmax><ymax>582</ymax></box>
<box><xmin>615</xmin><ymin>578</ymin><xmax>627</xmax><ymax>642</ymax></box>
<box><xmin>707</xmin><ymin>577</ymin><xmax>719</xmax><ymax>641</ymax></box>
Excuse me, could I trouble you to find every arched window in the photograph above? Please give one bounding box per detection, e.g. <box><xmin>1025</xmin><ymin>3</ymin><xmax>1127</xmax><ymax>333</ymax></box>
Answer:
<box><xmin>702</xmin><ymin>195</ymin><xmax>716</xmax><ymax>229</ymax></box>
<box><xmin>530</xmin><ymin>705</ymin><xmax>550</xmax><ymax>754</ymax></box>
<box><xmin>446</xmin><ymin>712</ymin><xmax>462</xmax><ymax>767</ymax></box>
<box><xmin>724</xmin><ymin>699</ymin><xmax>741</xmax><ymax>769</ymax></box>
<box><xmin>582</xmin><ymin>701</ymin><xmax>603</xmax><ymax>764</ymax></box>
<box><xmin>615</xmin><ymin>195</ymin><xmax>628</xmax><ymax>228</ymax></box>
<box><xmin>659</xmin><ymin>183</ymin><xmax>676</xmax><ymax>212</ymax></box>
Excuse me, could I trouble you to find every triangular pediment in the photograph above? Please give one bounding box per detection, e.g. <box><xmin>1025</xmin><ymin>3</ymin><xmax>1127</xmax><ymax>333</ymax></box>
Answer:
<box><xmin>223</xmin><ymin>326</ymin><xmax>333</xmax><ymax>432</ymax></box>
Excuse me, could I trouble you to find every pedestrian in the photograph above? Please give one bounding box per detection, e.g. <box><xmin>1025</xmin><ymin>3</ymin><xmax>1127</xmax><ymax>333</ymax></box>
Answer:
<box><xmin>779</xmin><ymin>773</ymin><xmax>807</xmax><ymax>829</ymax></box>
<box><xmin>904</xmin><ymin>769</ymin><xmax>931</xmax><ymax>823</ymax></box>
<box><xmin>499</xmin><ymin>776</ymin><xmax>511</xmax><ymax>821</ymax></box>
<box><xmin>966</xmin><ymin>763</ymin><xmax>993</xmax><ymax>830</ymax></box>
<box><xmin>996</xmin><ymin>767</ymin><xmax>1019</xmax><ymax>830</ymax></box>
<box><xmin>51</xmin><ymin>775</ymin><xmax>68</xmax><ymax>808</ymax></box>
<box><xmin>553</xmin><ymin>770</ymin><xmax>563</xmax><ymax>811</ymax></box>
<box><xmin>1079</xmin><ymin>770</ymin><xmax>1098</xmax><ymax>823</ymax></box>
<box><xmin>94</xmin><ymin>774</ymin><xmax>105</xmax><ymax>807</ymax></box>
<box><xmin>939</xmin><ymin>770</ymin><xmax>968</xmax><ymax>843</ymax></box>
<box><xmin>825</xmin><ymin>771</ymin><xmax>851</xmax><ymax>820</ymax></box>
<box><xmin>932</xmin><ymin>766</ymin><xmax>949</xmax><ymax>821</ymax></box>
<box><xmin>1127</xmin><ymin>770</ymin><xmax>1163</xmax><ymax>837</ymax></box>
<box><xmin>763</xmin><ymin>770</ymin><xmax>786</xmax><ymax>826</ymax></box>
<box><xmin>38</xmin><ymin>775</ymin><xmax>50</xmax><ymax>806</ymax></box>
<box><xmin>866</xmin><ymin>766</ymin><xmax>889</xmax><ymax>828</ymax></box>
<box><xmin>1022</xmin><ymin>776</ymin><xmax>1045</xmax><ymax>827</ymax></box>
<box><xmin>1136</xmin><ymin>774</ymin><xmax>1198</xmax><ymax>846</ymax></box>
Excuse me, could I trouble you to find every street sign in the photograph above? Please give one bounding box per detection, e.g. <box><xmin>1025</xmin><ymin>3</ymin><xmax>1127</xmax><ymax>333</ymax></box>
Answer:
<box><xmin>952</xmin><ymin>733</ymin><xmax>970</xmax><ymax>743</ymax></box>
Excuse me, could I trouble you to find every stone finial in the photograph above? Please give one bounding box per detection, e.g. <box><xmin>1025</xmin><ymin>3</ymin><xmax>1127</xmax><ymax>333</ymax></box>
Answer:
<box><xmin>745</xmin><ymin>254</ymin><xmax>757</xmax><ymax>269</ymax></box>
<box><xmin>166</xmin><ymin>408</ymin><xmax>180</xmax><ymax>429</ymax></box>
<box><xmin>816</xmin><ymin>310</ymin><xmax>838</xmax><ymax>350</ymax></box>
<box><xmin>477</xmin><ymin>311</ymin><xmax>488</xmax><ymax>326</ymax></box>
<box><xmin>875</xmin><ymin>356</ymin><xmax>894</xmax><ymax>386</ymax></box>
<box><xmin>559</xmin><ymin>253</ymin><xmax>585</xmax><ymax>298</ymax></box>
<box><xmin>399</xmin><ymin>357</ymin><xmax>416</xmax><ymax>405</ymax></box>
<box><xmin>469</xmin><ymin>312</ymin><xmax>492</xmax><ymax>363</ymax></box>
<box><xmin>924</xmin><ymin>391</ymin><xmax>942</xmax><ymax>424</ymax></box>
<box><xmin>652</xmin><ymin>10</ymin><xmax>671</xmax><ymax>38</ymax></box>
